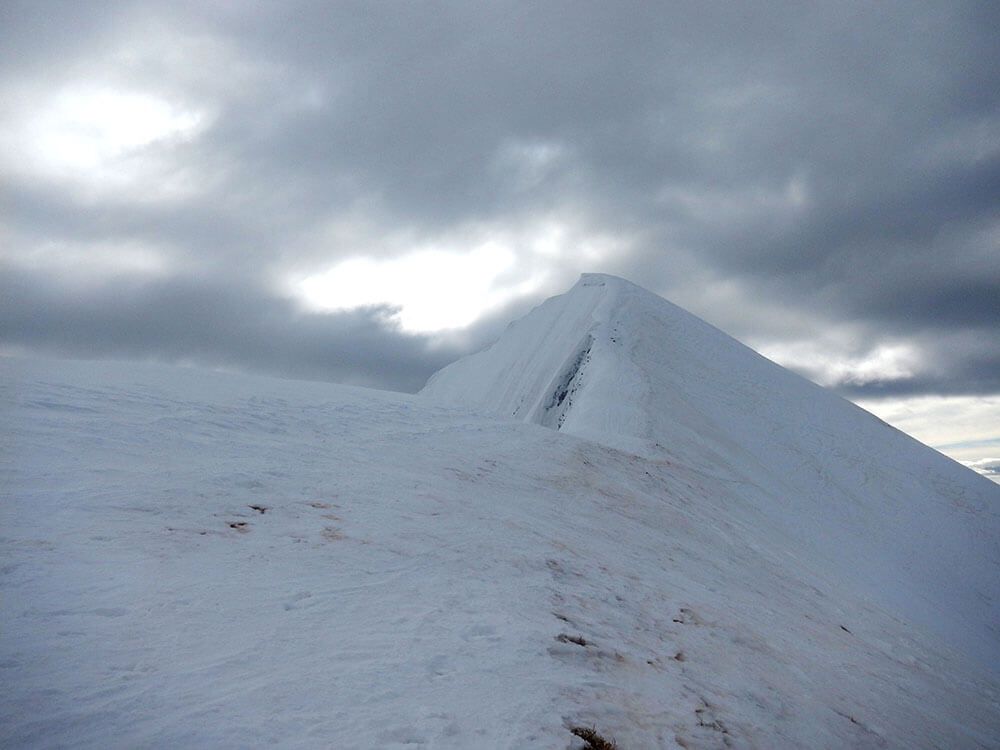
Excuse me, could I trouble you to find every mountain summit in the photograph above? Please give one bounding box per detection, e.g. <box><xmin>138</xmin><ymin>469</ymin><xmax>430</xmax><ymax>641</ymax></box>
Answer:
<box><xmin>424</xmin><ymin>273</ymin><xmax>1000</xmax><ymax>669</ymax></box>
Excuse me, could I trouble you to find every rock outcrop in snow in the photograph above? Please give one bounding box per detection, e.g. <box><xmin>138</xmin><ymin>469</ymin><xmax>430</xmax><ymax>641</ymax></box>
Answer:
<box><xmin>423</xmin><ymin>273</ymin><xmax>1000</xmax><ymax>671</ymax></box>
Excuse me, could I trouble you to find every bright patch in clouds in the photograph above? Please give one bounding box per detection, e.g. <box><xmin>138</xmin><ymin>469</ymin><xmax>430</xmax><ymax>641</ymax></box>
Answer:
<box><xmin>37</xmin><ymin>88</ymin><xmax>201</xmax><ymax>168</ymax></box>
<box><xmin>296</xmin><ymin>218</ymin><xmax>626</xmax><ymax>332</ymax></box>
<box><xmin>298</xmin><ymin>244</ymin><xmax>539</xmax><ymax>332</ymax></box>
<box><xmin>760</xmin><ymin>341</ymin><xmax>920</xmax><ymax>387</ymax></box>
<box><xmin>2</xmin><ymin>85</ymin><xmax>206</xmax><ymax>191</ymax></box>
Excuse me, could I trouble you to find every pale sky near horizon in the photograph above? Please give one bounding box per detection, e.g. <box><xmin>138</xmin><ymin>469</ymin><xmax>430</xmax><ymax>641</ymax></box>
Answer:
<box><xmin>1</xmin><ymin>1</ymin><xmax>998</xmax><ymax>481</ymax></box>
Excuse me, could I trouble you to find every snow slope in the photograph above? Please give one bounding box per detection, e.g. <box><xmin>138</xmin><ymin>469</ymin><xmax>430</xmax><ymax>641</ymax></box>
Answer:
<box><xmin>423</xmin><ymin>274</ymin><xmax>1000</xmax><ymax>673</ymax></box>
<box><xmin>2</xmin><ymin>277</ymin><xmax>999</xmax><ymax>747</ymax></box>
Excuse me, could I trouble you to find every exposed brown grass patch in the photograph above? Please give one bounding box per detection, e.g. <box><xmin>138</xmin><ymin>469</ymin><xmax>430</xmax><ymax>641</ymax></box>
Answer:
<box><xmin>570</xmin><ymin>725</ymin><xmax>618</xmax><ymax>749</ymax></box>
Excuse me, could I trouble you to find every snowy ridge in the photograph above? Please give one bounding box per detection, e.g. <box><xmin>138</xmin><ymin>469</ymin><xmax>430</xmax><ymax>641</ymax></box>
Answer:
<box><xmin>423</xmin><ymin>273</ymin><xmax>1000</xmax><ymax>672</ymax></box>
<box><xmin>3</xmin><ymin>276</ymin><xmax>1000</xmax><ymax>748</ymax></box>
<box><xmin>423</xmin><ymin>274</ymin><xmax>615</xmax><ymax>425</ymax></box>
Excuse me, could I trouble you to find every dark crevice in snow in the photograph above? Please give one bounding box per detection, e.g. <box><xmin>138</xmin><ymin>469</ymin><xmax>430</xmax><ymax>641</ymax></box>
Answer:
<box><xmin>539</xmin><ymin>334</ymin><xmax>592</xmax><ymax>430</ymax></box>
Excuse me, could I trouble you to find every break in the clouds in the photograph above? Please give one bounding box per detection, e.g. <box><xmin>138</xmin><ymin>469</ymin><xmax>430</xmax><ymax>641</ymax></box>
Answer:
<box><xmin>963</xmin><ymin>458</ymin><xmax>1000</xmax><ymax>479</ymax></box>
<box><xmin>1</xmin><ymin>1</ymin><xmax>998</xmax><ymax>410</ymax></box>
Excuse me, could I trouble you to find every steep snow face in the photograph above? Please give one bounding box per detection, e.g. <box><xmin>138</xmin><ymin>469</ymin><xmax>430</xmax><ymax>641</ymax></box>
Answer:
<box><xmin>423</xmin><ymin>275</ymin><xmax>644</xmax><ymax>444</ymax></box>
<box><xmin>3</xmin><ymin>356</ymin><xmax>1000</xmax><ymax>748</ymax></box>
<box><xmin>422</xmin><ymin>273</ymin><xmax>1000</xmax><ymax>671</ymax></box>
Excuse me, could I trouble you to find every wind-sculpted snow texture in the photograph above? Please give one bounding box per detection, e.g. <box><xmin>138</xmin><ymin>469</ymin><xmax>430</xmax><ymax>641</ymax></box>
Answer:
<box><xmin>423</xmin><ymin>274</ymin><xmax>1000</xmax><ymax>676</ymax></box>
<box><xmin>2</xmin><ymin>278</ymin><xmax>999</xmax><ymax>748</ymax></box>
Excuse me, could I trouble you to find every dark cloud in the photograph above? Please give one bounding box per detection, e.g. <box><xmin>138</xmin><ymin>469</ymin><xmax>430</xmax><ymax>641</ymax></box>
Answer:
<box><xmin>0</xmin><ymin>0</ymin><xmax>130</xmax><ymax>79</ymax></box>
<box><xmin>0</xmin><ymin>266</ymin><xmax>456</xmax><ymax>392</ymax></box>
<box><xmin>836</xmin><ymin>357</ymin><xmax>1000</xmax><ymax>398</ymax></box>
<box><xmin>0</xmin><ymin>0</ymin><xmax>998</xmax><ymax>397</ymax></box>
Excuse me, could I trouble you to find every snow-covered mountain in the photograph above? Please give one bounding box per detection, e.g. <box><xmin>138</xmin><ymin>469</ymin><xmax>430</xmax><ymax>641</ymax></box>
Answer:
<box><xmin>423</xmin><ymin>274</ymin><xmax>1000</xmax><ymax>672</ymax></box>
<box><xmin>2</xmin><ymin>275</ymin><xmax>999</xmax><ymax>748</ymax></box>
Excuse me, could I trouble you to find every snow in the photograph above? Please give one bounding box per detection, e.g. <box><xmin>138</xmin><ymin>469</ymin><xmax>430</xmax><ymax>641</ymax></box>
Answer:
<box><xmin>423</xmin><ymin>273</ymin><xmax>1000</xmax><ymax>673</ymax></box>
<box><xmin>3</xmin><ymin>275</ymin><xmax>1000</xmax><ymax>747</ymax></box>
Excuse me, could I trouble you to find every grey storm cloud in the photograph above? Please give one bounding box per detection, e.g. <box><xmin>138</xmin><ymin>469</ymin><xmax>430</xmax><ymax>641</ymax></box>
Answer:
<box><xmin>1</xmin><ymin>0</ymin><xmax>998</xmax><ymax>395</ymax></box>
<box><xmin>0</xmin><ymin>268</ymin><xmax>458</xmax><ymax>392</ymax></box>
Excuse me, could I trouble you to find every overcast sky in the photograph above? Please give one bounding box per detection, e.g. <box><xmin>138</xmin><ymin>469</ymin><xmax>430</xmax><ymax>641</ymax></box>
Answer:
<box><xmin>2</xmin><ymin>1</ymin><xmax>998</xmax><ymax>478</ymax></box>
